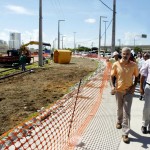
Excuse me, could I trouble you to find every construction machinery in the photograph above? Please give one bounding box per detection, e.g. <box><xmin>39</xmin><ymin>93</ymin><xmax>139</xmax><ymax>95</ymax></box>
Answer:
<box><xmin>0</xmin><ymin>41</ymin><xmax>51</xmax><ymax>66</ymax></box>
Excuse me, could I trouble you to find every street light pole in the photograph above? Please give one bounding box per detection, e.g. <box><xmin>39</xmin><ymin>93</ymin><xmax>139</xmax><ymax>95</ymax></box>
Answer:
<box><xmin>103</xmin><ymin>20</ymin><xmax>108</xmax><ymax>51</ymax></box>
<box><xmin>39</xmin><ymin>0</ymin><xmax>43</xmax><ymax>66</ymax></box>
<box><xmin>118</xmin><ymin>39</ymin><xmax>121</xmax><ymax>47</ymax></box>
<box><xmin>98</xmin><ymin>16</ymin><xmax>107</xmax><ymax>57</ymax></box>
<box><xmin>11</xmin><ymin>33</ymin><xmax>15</xmax><ymax>49</ymax></box>
<box><xmin>74</xmin><ymin>32</ymin><xmax>76</xmax><ymax>50</ymax></box>
<box><xmin>62</xmin><ymin>35</ymin><xmax>65</xmax><ymax>49</ymax></box>
<box><xmin>58</xmin><ymin>20</ymin><xmax>65</xmax><ymax>49</ymax></box>
<box><xmin>111</xmin><ymin>0</ymin><xmax>116</xmax><ymax>53</ymax></box>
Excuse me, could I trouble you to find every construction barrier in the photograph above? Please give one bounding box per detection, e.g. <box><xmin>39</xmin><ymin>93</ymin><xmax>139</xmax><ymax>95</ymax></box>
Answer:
<box><xmin>0</xmin><ymin>59</ymin><xmax>111</xmax><ymax>150</ymax></box>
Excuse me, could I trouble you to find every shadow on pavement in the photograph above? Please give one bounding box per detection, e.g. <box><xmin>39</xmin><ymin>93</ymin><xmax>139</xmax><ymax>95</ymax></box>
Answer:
<box><xmin>130</xmin><ymin>129</ymin><xmax>150</xmax><ymax>149</ymax></box>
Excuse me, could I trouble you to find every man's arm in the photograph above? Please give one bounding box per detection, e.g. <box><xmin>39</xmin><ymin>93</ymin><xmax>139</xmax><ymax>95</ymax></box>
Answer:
<box><xmin>140</xmin><ymin>75</ymin><xmax>146</xmax><ymax>95</ymax></box>
<box><xmin>133</xmin><ymin>76</ymin><xmax>139</xmax><ymax>87</ymax></box>
<box><xmin>110</xmin><ymin>76</ymin><xmax>116</xmax><ymax>88</ymax></box>
<box><xmin>110</xmin><ymin>75</ymin><xmax>116</xmax><ymax>95</ymax></box>
<box><xmin>110</xmin><ymin>63</ymin><xmax>117</xmax><ymax>95</ymax></box>
<box><xmin>128</xmin><ymin>76</ymin><xmax>138</xmax><ymax>94</ymax></box>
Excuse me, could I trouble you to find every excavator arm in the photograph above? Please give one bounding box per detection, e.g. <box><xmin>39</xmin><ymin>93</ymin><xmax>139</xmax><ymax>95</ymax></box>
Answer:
<box><xmin>20</xmin><ymin>41</ymin><xmax>51</xmax><ymax>56</ymax></box>
<box><xmin>21</xmin><ymin>41</ymin><xmax>51</xmax><ymax>48</ymax></box>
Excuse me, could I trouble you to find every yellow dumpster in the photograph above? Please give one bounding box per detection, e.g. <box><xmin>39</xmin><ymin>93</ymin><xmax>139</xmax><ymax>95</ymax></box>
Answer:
<box><xmin>54</xmin><ymin>50</ymin><xmax>72</xmax><ymax>64</ymax></box>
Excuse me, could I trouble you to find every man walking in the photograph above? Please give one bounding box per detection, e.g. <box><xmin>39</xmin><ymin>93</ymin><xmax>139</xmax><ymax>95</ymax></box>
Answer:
<box><xmin>140</xmin><ymin>58</ymin><xmax>150</xmax><ymax>134</ymax></box>
<box><xmin>111</xmin><ymin>47</ymin><xmax>139</xmax><ymax>143</ymax></box>
<box><xmin>19</xmin><ymin>53</ymin><xmax>26</xmax><ymax>71</ymax></box>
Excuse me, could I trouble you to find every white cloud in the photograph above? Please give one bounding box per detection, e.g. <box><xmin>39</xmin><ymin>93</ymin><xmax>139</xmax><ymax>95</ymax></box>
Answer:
<box><xmin>5</xmin><ymin>5</ymin><xmax>34</xmax><ymax>15</ymax></box>
<box><xmin>84</xmin><ymin>18</ymin><xmax>96</xmax><ymax>24</ymax></box>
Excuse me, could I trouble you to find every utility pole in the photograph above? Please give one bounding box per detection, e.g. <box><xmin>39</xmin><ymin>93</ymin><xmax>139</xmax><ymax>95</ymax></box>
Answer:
<box><xmin>98</xmin><ymin>16</ymin><xmax>107</xmax><ymax>57</ymax></box>
<box><xmin>103</xmin><ymin>20</ymin><xmax>108</xmax><ymax>51</ymax></box>
<box><xmin>11</xmin><ymin>33</ymin><xmax>15</xmax><ymax>49</ymax></box>
<box><xmin>39</xmin><ymin>0</ymin><xmax>43</xmax><ymax>66</ymax></box>
<box><xmin>118</xmin><ymin>39</ymin><xmax>121</xmax><ymax>47</ymax></box>
<box><xmin>74</xmin><ymin>32</ymin><xmax>76</xmax><ymax>50</ymax></box>
<box><xmin>91</xmin><ymin>42</ymin><xmax>94</xmax><ymax>49</ymax></box>
<box><xmin>62</xmin><ymin>35</ymin><xmax>65</xmax><ymax>49</ymax></box>
<box><xmin>58</xmin><ymin>20</ymin><xmax>65</xmax><ymax>49</ymax></box>
<box><xmin>111</xmin><ymin>0</ymin><xmax>116</xmax><ymax>53</ymax></box>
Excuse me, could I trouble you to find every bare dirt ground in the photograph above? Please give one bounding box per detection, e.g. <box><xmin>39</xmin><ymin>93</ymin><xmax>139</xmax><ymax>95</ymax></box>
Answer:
<box><xmin>0</xmin><ymin>57</ymin><xmax>98</xmax><ymax>136</ymax></box>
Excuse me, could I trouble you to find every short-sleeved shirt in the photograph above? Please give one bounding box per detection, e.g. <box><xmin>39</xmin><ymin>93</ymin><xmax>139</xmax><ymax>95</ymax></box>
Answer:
<box><xmin>140</xmin><ymin>59</ymin><xmax>150</xmax><ymax>84</ymax></box>
<box><xmin>109</xmin><ymin>58</ymin><xmax>120</xmax><ymax>64</ymax></box>
<box><xmin>19</xmin><ymin>55</ymin><xmax>26</xmax><ymax>64</ymax></box>
<box><xmin>111</xmin><ymin>60</ymin><xmax>139</xmax><ymax>92</ymax></box>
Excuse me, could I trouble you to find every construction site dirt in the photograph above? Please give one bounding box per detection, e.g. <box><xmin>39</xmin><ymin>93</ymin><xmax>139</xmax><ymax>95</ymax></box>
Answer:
<box><xmin>0</xmin><ymin>57</ymin><xmax>98</xmax><ymax>136</ymax></box>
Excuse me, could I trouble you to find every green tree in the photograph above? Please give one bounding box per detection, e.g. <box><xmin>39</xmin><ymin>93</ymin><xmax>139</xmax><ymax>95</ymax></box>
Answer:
<box><xmin>77</xmin><ymin>46</ymin><xmax>91</xmax><ymax>52</ymax></box>
<box><xmin>134</xmin><ymin>46</ymin><xmax>142</xmax><ymax>53</ymax></box>
<box><xmin>115</xmin><ymin>46</ymin><xmax>121</xmax><ymax>53</ymax></box>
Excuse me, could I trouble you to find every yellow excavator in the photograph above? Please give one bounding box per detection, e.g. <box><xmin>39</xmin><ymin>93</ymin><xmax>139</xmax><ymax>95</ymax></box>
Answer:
<box><xmin>0</xmin><ymin>41</ymin><xmax>51</xmax><ymax>65</ymax></box>
<box><xmin>19</xmin><ymin>41</ymin><xmax>51</xmax><ymax>57</ymax></box>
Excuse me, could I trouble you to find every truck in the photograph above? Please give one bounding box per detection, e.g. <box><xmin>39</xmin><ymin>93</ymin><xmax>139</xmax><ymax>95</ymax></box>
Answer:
<box><xmin>0</xmin><ymin>41</ymin><xmax>51</xmax><ymax>66</ymax></box>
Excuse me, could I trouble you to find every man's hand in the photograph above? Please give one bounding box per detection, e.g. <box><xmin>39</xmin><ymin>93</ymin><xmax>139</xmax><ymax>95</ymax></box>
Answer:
<box><xmin>111</xmin><ymin>87</ymin><xmax>116</xmax><ymax>95</ymax></box>
<box><xmin>140</xmin><ymin>88</ymin><xmax>144</xmax><ymax>95</ymax></box>
<box><xmin>127</xmin><ymin>85</ymin><xmax>136</xmax><ymax>94</ymax></box>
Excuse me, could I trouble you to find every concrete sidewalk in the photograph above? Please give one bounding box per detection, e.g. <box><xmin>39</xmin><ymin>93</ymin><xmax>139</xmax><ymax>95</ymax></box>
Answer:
<box><xmin>74</xmin><ymin>83</ymin><xmax>150</xmax><ymax>150</ymax></box>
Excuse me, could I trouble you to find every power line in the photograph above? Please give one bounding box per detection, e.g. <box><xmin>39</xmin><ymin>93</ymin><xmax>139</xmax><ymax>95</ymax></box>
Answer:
<box><xmin>51</xmin><ymin>0</ymin><xmax>65</xmax><ymax>19</ymax></box>
<box><xmin>76</xmin><ymin>38</ymin><xmax>98</xmax><ymax>44</ymax></box>
<box><xmin>99</xmin><ymin>0</ymin><xmax>113</xmax><ymax>11</ymax></box>
<box><xmin>101</xmin><ymin>19</ymin><xmax>112</xmax><ymax>37</ymax></box>
<box><xmin>56</xmin><ymin>0</ymin><xmax>65</xmax><ymax>19</ymax></box>
<box><xmin>51</xmin><ymin>0</ymin><xmax>60</xmax><ymax>19</ymax></box>
<box><xmin>76</xmin><ymin>19</ymin><xmax>112</xmax><ymax>45</ymax></box>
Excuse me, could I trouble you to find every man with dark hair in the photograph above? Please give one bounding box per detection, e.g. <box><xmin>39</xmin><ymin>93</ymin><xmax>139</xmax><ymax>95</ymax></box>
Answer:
<box><xmin>19</xmin><ymin>53</ymin><xmax>26</xmax><ymax>71</ymax></box>
<box><xmin>140</xmin><ymin>57</ymin><xmax>150</xmax><ymax>134</ymax></box>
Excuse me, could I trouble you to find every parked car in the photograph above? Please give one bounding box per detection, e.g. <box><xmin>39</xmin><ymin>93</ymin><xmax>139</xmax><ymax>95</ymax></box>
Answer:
<box><xmin>105</xmin><ymin>53</ymin><xmax>111</xmax><ymax>58</ymax></box>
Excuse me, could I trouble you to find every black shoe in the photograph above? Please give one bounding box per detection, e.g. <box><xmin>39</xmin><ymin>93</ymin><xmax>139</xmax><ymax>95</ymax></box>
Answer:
<box><xmin>139</xmin><ymin>95</ymin><xmax>143</xmax><ymax>100</ymax></box>
<box><xmin>141</xmin><ymin>126</ymin><xmax>147</xmax><ymax>134</ymax></box>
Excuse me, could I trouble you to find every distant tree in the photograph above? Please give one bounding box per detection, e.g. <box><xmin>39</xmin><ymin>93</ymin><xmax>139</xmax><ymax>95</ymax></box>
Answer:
<box><xmin>115</xmin><ymin>46</ymin><xmax>121</xmax><ymax>53</ymax></box>
<box><xmin>77</xmin><ymin>46</ymin><xmax>91</xmax><ymax>52</ymax></box>
<box><xmin>134</xmin><ymin>46</ymin><xmax>142</xmax><ymax>54</ymax></box>
<box><xmin>65</xmin><ymin>48</ymin><xmax>73</xmax><ymax>51</ymax></box>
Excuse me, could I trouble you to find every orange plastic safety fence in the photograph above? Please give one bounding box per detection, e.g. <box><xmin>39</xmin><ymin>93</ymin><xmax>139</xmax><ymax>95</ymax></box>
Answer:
<box><xmin>65</xmin><ymin>62</ymin><xmax>111</xmax><ymax>150</ymax></box>
<box><xmin>0</xmin><ymin>60</ymin><xmax>111</xmax><ymax>150</ymax></box>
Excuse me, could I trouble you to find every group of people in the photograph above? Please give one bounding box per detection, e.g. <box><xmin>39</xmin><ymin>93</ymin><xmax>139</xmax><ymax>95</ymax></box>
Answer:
<box><xmin>110</xmin><ymin>47</ymin><xmax>150</xmax><ymax>144</ymax></box>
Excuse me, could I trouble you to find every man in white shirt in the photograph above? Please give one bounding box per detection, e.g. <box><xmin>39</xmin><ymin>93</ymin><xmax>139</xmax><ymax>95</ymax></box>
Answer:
<box><xmin>140</xmin><ymin>58</ymin><xmax>150</xmax><ymax>134</ymax></box>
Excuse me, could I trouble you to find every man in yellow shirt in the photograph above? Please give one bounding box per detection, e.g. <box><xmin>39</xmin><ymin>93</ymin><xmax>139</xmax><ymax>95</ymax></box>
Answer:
<box><xmin>111</xmin><ymin>47</ymin><xmax>139</xmax><ymax>143</ymax></box>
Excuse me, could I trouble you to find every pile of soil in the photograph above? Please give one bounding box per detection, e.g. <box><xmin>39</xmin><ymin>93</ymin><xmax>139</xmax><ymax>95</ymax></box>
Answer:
<box><xmin>0</xmin><ymin>57</ymin><xmax>98</xmax><ymax>136</ymax></box>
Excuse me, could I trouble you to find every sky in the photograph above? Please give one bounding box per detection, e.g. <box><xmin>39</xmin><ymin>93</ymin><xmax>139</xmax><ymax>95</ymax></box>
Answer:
<box><xmin>0</xmin><ymin>0</ymin><xmax>150</xmax><ymax>49</ymax></box>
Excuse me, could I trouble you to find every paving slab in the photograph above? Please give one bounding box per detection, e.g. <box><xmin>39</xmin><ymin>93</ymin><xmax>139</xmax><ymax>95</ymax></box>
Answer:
<box><xmin>74</xmin><ymin>83</ymin><xmax>150</xmax><ymax>150</ymax></box>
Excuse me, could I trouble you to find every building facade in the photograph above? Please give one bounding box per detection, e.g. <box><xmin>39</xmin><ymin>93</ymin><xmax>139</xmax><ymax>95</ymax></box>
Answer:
<box><xmin>0</xmin><ymin>40</ymin><xmax>9</xmax><ymax>53</ymax></box>
<box><xmin>9</xmin><ymin>32</ymin><xmax>21</xmax><ymax>49</ymax></box>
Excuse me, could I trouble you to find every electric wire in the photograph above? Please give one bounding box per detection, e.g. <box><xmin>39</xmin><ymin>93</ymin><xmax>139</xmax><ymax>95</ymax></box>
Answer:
<box><xmin>99</xmin><ymin>0</ymin><xmax>113</xmax><ymax>11</ymax></box>
<box><xmin>101</xmin><ymin>19</ymin><xmax>112</xmax><ymax>38</ymax></box>
<box><xmin>51</xmin><ymin>0</ymin><xmax>65</xmax><ymax>19</ymax></box>
<box><xmin>51</xmin><ymin>0</ymin><xmax>60</xmax><ymax>19</ymax></box>
<box><xmin>53</xmin><ymin>0</ymin><xmax>65</xmax><ymax>19</ymax></box>
<box><xmin>56</xmin><ymin>0</ymin><xmax>66</xmax><ymax>19</ymax></box>
<box><xmin>76</xmin><ymin>19</ymin><xmax>112</xmax><ymax>44</ymax></box>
